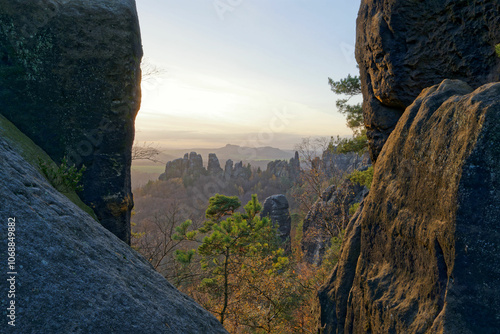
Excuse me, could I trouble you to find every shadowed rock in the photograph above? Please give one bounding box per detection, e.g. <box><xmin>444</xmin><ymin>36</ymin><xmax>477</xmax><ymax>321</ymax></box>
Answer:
<box><xmin>261</xmin><ymin>195</ymin><xmax>292</xmax><ymax>252</ymax></box>
<box><xmin>0</xmin><ymin>0</ymin><xmax>143</xmax><ymax>244</ymax></box>
<box><xmin>0</xmin><ymin>135</ymin><xmax>227</xmax><ymax>334</ymax></box>
<box><xmin>207</xmin><ymin>153</ymin><xmax>223</xmax><ymax>176</ymax></box>
<box><xmin>356</xmin><ymin>0</ymin><xmax>500</xmax><ymax>161</ymax></box>
<box><xmin>319</xmin><ymin>80</ymin><xmax>500</xmax><ymax>333</ymax></box>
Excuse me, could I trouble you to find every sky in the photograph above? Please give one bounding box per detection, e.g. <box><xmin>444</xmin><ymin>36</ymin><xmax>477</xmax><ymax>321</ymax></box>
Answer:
<box><xmin>134</xmin><ymin>0</ymin><xmax>361</xmax><ymax>150</ymax></box>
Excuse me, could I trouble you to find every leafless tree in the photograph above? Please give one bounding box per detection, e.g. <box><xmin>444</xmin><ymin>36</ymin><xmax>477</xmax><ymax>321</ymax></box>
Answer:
<box><xmin>132</xmin><ymin>141</ymin><xmax>162</xmax><ymax>163</ymax></box>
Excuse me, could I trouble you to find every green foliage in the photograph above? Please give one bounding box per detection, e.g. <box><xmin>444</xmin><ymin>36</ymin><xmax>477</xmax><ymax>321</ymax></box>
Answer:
<box><xmin>335</xmin><ymin>129</ymin><xmax>368</xmax><ymax>155</ymax></box>
<box><xmin>349</xmin><ymin>202</ymin><xmax>360</xmax><ymax>216</ymax></box>
<box><xmin>348</xmin><ymin>166</ymin><xmax>374</xmax><ymax>189</ymax></box>
<box><xmin>38</xmin><ymin>157</ymin><xmax>86</xmax><ymax>193</ymax></box>
<box><xmin>175</xmin><ymin>194</ymin><xmax>303</xmax><ymax>330</ymax></box>
<box><xmin>328</xmin><ymin>74</ymin><xmax>361</xmax><ymax>96</ymax></box>
<box><xmin>205</xmin><ymin>194</ymin><xmax>241</xmax><ymax>222</ymax></box>
<box><xmin>496</xmin><ymin>44</ymin><xmax>500</xmax><ymax>58</ymax></box>
<box><xmin>328</xmin><ymin>74</ymin><xmax>363</xmax><ymax>134</ymax></box>
<box><xmin>329</xmin><ymin>74</ymin><xmax>368</xmax><ymax>154</ymax></box>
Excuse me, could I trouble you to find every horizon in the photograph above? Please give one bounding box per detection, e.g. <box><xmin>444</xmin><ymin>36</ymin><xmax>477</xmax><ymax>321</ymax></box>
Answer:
<box><xmin>134</xmin><ymin>0</ymin><xmax>361</xmax><ymax>151</ymax></box>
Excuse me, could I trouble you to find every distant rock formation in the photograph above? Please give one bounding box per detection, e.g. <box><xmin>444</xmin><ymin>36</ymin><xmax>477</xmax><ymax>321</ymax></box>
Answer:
<box><xmin>159</xmin><ymin>153</ymin><xmax>251</xmax><ymax>182</ymax></box>
<box><xmin>266</xmin><ymin>151</ymin><xmax>300</xmax><ymax>180</ymax></box>
<box><xmin>356</xmin><ymin>0</ymin><xmax>500</xmax><ymax>162</ymax></box>
<box><xmin>232</xmin><ymin>161</ymin><xmax>251</xmax><ymax>180</ymax></box>
<box><xmin>224</xmin><ymin>159</ymin><xmax>233</xmax><ymax>181</ymax></box>
<box><xmin>207</xmin><ymin>153</ymin><xmax>223</xmax><ymax>176</ymax></box>
<box><xmin>0</xmin><ymin>0</ymin><xmax>143</xmax><ymax>244</ymax></box>
<box><xmin>319</xmin><ymin>80</ymin><xmax>500</xmax><ymax>333</ymax></box>
<box><xmin>159</xmin><ymin>152</ymin><xmax>207</xmax><ymax>181</ymax></box>
<box><xmin>302</xmin><ymin>178</ymin><xmax>368</xmax><ymax>265</ymax></box>
<box><xmin>0</xmin><ymin>135</ymin><xmax>227</xmax><ymax>333</ymax></box>
<box><xmin>260</xmin><ymin>195</ymin><xmax>292</xmax><ymax>252</ymax></box>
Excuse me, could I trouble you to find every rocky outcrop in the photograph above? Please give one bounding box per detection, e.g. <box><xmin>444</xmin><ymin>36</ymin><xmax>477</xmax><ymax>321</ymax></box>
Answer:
<box><xmin>207</xmin><ymin>153</ymin><xmax>223</xmax><ymax>176</ymax></box>
<box><xmin>0</xmin><ymin>135</ymin><xmax>227</xmax><ymax>333</ymax></box>
<box><xmin>356</xmin><ymin>0</ymin><xmax>500</xmax><ymax>162</ymax></box>
<box><xmin>159</xmin><ymin>152</ymin><xmax>207</xmax><ymax>181</ymax></box>
<box><xmin>187</xmin><ymin>151</ymin><xmax>204</xmax><ymax>175</ymax></box>
<box><xmin>267</xmin><ymin>151</ymin><xmax>300</xmax><ymax>180</ymax></box>
<box><xmin>319</xmin><ymin>80</ymin><xmax>500</xmax><ymax>333</ymax></box>
<box><xmin>232</xmin><ymin>161</ymin><xmax>251</xmax><ymax>180</ymax></box>
<box><xmin>302</xmin><ymin>179</ymin><xmax>368</xmax><ymax>265</ymax></box>
<box><xmin>224</xmin><ymin>159</ymin><xmax>233</xmax><ymax>181</ymax></box>
<box><xmin>0</xmin><ymin>0</ymin><xmax>143</xmax><ymax>244</ymax></box>
<box><xmin>322</xmin><ymin>150</ymin><xmax>370</xmax><ymax>177</ymax></box>
<box><xmin>260</xmin><ymin>195</ymin><xmax>292</xmax><ymax>252</ymax></box>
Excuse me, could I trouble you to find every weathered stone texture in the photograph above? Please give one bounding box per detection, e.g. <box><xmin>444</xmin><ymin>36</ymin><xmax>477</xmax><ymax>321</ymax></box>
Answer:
<box><xmin>356</xmin><ymin>0</ymin><xmax>500</xmax><ymax>161</ymax></box>
<box><xmin>319</xmin><ymin>80</ymin><xmax>500</xmax><ymax>333</ymax></box>
<box><xmin>261</xmin><ymin>194</ymin><xmax>292</xmax><ymax>252</ymax></box>
<box><xmin>0</xmin><ymin>135</ymin><xmax>227</xmax><ymax>333</ymax></box>
<box><xmin>0</xmin><ymin>0</ymin><xmax>143</xmax><ymax>243</ymax></box>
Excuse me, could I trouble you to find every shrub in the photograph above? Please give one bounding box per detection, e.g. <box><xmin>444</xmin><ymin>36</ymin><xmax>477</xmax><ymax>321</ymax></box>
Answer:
<box><xmin>349</xmin><ymin>202</ymin><xmax>360</xmax><ymax>216</ymax></box>
<box><xmin>38</xmin><ymin>157</ymin><xmax>86</xmax><ymax>193</ymax></box>
<box><xmin>348</xmin><ymin>166</ymin><xmax>374</xmax><ymax>189</ymax></box>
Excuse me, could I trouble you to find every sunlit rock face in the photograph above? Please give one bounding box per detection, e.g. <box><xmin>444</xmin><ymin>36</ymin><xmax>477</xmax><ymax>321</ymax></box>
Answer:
<box><xmin>356</xmin><ymin>0</ymin><xmax>500</xmax><ymax>162</ymax></box>
<box><xmin>0</xmin><ymin>0</ymin><xmax>143</xmax><ymax>244</ymax></box>
<box><xmin>319</xmin><ymin>80</ymin><xmax>500</xmax><ymax>333</ymax></box>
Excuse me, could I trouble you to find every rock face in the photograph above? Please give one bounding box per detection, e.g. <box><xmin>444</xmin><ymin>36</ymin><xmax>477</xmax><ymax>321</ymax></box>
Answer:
<box><xmin>267</xmin><ymin>151</ymin><xmax>300</xmax><ymax>180</ymax></box>
<box><xmin>187</xmin><ymin>151</ymin><xmax>204</xmax><ymax>175</ymax></box>
<box><xmin>322</xmin><ymin>150</ymin><xmax>370</xmax><ymax>177</ymax></box>
<box><xmin>207</xmin><ymin>153</ymin><xmax>223</xmax><ymax>176</ymax></box>
<box><xmin>159</xmin><ymin>152</ymin><xmax>208</xmax><ymax>181</ymax></box>
<box><xmin>0</xmin><ymin>0</ymin><xmax>143</xmax><ymax>244</ymax></box>
<box><xmin>260</xmin><ymin>195</ymin><xmax>292</xmax><ymax>252</ymax></box>
<box><xmin>224</xmin><ymin>159</ymin><xmax>234</xmax><ymax>180</ymax></box>
<box><xmin>319</xmin><ymin>80</ymin><xmax>500</xmax><ymax>333</ymax></box>
<box><xmin>356</xmin><ymin>0</ymin><xmax>500</xmax><ymax>161</ymax></box>
<box><xmin>302</xmin><ymin>179</ymin><xmax>368</xmax><ymax>265</ymax></box>
<box><xmin>0</xmin><ymin>136</ymin><xmax>227</xmax><ymax>333</ymax></box>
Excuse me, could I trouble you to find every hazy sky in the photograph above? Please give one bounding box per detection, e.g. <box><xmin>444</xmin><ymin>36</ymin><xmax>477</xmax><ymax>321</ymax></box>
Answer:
<box><xmin>135</xmin><ymin>0</ymin><xmax>361</xmax><ymax>150</ymax></box>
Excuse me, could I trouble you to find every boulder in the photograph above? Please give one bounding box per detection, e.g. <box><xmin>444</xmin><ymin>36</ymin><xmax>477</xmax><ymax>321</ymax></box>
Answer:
<box><xmin>0</xmin><ymin>135</ymin><xmax>227</xmax><ymax>333</ymax></box>
<box><xmin>0</xmin><ymin>0</ymin><xmax>143</xmax><ymax>244</ymax></box>
<box><xmin>260</xmin><ymin>195</ymin><xmax>292</xmax><ymax>252</ymax></box>
<box><xmin>356</xmin><ymin>0</ymin><xmax>500</xmax><ymax>161</ymax></box>
<box><xmin>319</xmin><ymin>80</ymin><xmax>500</xmax><ymax>333</ymax></box>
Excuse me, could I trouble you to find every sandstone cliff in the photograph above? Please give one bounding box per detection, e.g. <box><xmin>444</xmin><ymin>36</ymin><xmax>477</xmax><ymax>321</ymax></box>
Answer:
<box><xmin>0</xmin><ymin>134</ymin><xmax>227</xmax><ymax>333</ymax></box>
<box><xmin>356</xmin><ymin>0</ymin><xmax>500</xmax><ymax>161</ymax></box>
<box><xmin>0</xmin><ymin>0</ymin><xmax>142</xmax><ymax>244</ymax></box>
<box><xmin>319</xmin><ymin>80</ymin><xmax>500</xmax><ymax>333</ymax></box>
